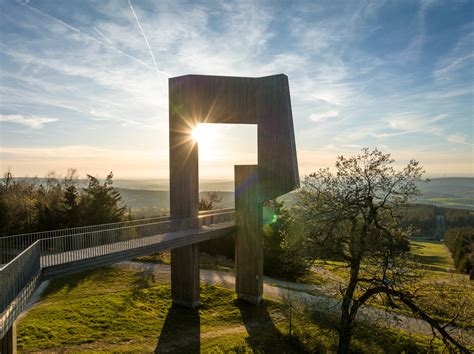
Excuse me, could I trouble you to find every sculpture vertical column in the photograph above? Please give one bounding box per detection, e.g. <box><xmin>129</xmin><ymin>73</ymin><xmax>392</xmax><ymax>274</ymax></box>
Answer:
<box><xmin>169</xmin><ymin>78</ymin><xmax>200</xmax><ymax>309</ymax></box>
<box><xmin>1</xmin><ymin>320</ymin><xmax>17</xmax><ymax>354</ymax></box>
<box><xmin>235</xmin><ymin>165</ymin><xmax>263</xmax><ymax>303</ymax></box>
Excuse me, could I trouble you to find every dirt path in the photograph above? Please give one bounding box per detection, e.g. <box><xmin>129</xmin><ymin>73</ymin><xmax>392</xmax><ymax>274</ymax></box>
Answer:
<box><xmin>115</xmin><ymin>261</ymin><xmax>473</xmax><ymax>345</ymax></box>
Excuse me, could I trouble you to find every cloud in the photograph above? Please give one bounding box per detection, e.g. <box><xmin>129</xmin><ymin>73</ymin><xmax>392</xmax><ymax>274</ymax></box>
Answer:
<box><xmin>0</xmin><ymin>114</ymin><xmax>58</xmax><ymax>128</ymax></box>
<box><xmin>433</xmin><ymin>30</ymin><xmax>474</xmax><ymax>80</ymax></box>
<box><xmin>386</xmin><ymin>112</ymin><xmax>447</xmax><ymax>131</ymax></box>
<box><xmin>1</xmin><ymin>0</ymin><xmax>472</xmax><ymax>178</ymax></box>
<box><xmin>310</xmin><ymin>110</ymin><xmax>339</xmax><ymax>123</ymax></box>
<box><xmin>88</xmin><ymin>110</ymin><xmax>154</xmax><ymax>128</ymax></box>
<box><xmin>447</xmin><ymin>134</ymin><xmax>472</xmax><ymax>145</ymax></box>
<box><xmin>433</xmin><ymin>53</ymin><xmax>474</xmax><ymax>80</ymax></box>
<box><xmin>0</xmin><ymin>145</ymin><xmax>169</xmax><ymax>178</ymax></box>
<box><xmin>0</xmin><ymin>145</ymin><xmax>164</xmax><ymax>160</ymax></box>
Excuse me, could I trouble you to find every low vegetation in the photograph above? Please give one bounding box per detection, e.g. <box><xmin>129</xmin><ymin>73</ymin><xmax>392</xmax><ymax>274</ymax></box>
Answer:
<box><xmin>444</xmin><ymin>227</ymin><xmax>474</xmax><ymax>274</ymax></box>
<box><xmin>18</xmin><ymin>267</ymin><xmax>453</xmax><ymax>353</ymax></box>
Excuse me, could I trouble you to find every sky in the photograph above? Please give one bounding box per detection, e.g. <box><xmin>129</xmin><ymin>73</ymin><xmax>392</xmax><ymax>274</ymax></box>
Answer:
<box><xmin>0</xmin><ymin>0</ymin><xmax>473</xmax><ymax>181</ymax></box>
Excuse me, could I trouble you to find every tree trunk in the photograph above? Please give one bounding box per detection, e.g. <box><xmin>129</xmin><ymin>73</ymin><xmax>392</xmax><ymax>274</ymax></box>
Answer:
<box><xmin>337</xmin><ymin>255</ymin><xmax>361</xmax><ymax>354</ymax></box>
<box><xmin>338</xmin><ymin>315</ymin><xmax>352</xmax><ymax>354</ymax></box>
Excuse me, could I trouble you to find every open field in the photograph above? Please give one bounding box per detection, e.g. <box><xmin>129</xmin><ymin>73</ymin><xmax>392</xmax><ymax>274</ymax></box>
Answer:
<box><xmin>17</xmin><ymin>267</ymin><xmax>451</xmax><ymax>353</ymax></box>
<box><xmin>409</xmin><ymin>240</ymin><xmax>454</xmax><ymax>273</ymax></box>
<box><xmin>420</xmin><ymin>197</ymin><xmax>474</xmax><ymax>210</ymax></box>
<box><xmin>311</xmin><ymin>239</ymin><xmax>473</xmax><ymax>331</ymax></box>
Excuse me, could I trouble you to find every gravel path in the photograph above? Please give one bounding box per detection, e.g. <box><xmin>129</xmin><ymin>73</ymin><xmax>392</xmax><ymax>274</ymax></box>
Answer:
<box><xmin>115</xmin><ymin>261</ymin><xmax>473</xmax><ymax>345</ymax></box>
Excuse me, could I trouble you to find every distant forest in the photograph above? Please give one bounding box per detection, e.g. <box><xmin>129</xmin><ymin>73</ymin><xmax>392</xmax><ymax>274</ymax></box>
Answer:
<box><xmin>0</xmin><ymin>170</ymin><xmax>127</xmax><ymax>236</ymax></box>
<box><xmin>1</xmin><ymin>171</ymin><xmax>472</xmax><ymax>273</ymax></box>
<box><xmin>401</xmin><ymin>204</ymin><xmax>473</xmax><ymax>273</ymax></box>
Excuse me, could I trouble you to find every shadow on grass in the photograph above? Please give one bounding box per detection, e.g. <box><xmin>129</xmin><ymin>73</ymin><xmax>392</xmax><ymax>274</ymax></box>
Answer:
<box><xmin>414</xmin><ymin>255</ymin><xmax>450</xmax><ymax>272</ymax></box>
<box><xmin>236</xmin><ymin>299</ymin><xmax>307</xmax><ymax>353</ymax></box>
<box><xmin>40</xmin><ymin>267</ymin><xmax>112</xmax><ymax>299</ymax></box>
<box><xmin>155</xmin><ymin>305</ymin><xmax>200</xmax><ymax>353</ymax></box>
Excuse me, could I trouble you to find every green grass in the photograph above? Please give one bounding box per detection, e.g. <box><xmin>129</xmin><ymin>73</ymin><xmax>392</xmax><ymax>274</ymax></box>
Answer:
<box><xmin>427</xmin><ymin>197</ymin><xmax>474</xmax><ymax>207</ymax></box>
<box><xmin>309</xmin><ymin>240</ymin><xmax>473</xmax><ymax>330</ymax></box>
<box><xmin>409</xmin><ymin>240</ymin><xmax>454</xmax><ymax>273</ymax></box>
<box><xmin>17</xmin><ymin>267</ymin><xmax>296</xmax><ymax>352</ymax></box>
<box><xmin>17</xmin><ymin>266</ymin><xmax>453</xmax><ymax>353</ymax></box>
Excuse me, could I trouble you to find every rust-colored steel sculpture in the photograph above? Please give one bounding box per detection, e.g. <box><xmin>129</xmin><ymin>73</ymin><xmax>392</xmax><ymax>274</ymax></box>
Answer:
<box><xmin>169</xmin><ymin>74</ymin><xmax>299</xmax><ymax>307</ymax></box>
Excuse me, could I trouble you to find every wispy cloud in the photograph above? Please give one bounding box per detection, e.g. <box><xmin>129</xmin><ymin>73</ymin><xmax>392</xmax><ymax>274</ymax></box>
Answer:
<box><xmin>372</xmin><ymin>129</ymin><xmax>425</xmax><ymax>139</ymax></box>
<box><xmin>386</xmin><ymin>112</ymin><xmax>447</xmax><ymax>131</ymax></box>
<box><xmin>89</xmin><ymin>110</ymin><xmax>154</xmax><ymax>128</ymax></box>
<box><xmin>433</xmin><ymin>29</ymin><xmax>474</xmax><ymax>80</ymax></box>
<box><xmin>0</xmin><ymin>145</ymin><xmax>164</xmax><ymax>160</ymax></box>
<box><xmin>1</xmin><ymin>0</ymin><xmax>472</xmax><ymax>177</ymax></box>
<box><xmin>447</xmin><ymin>134</ymin><xmax>472</xmax><ymax>146</ymax></box>
<box><xmin>310</xmin><ymin>110</ymin><xmax>339</xmax><ymax>123</ymax></box>
<box><xmin>0</xmin><ymin>114</ymin><xmax>57</xmax><ymax>128</ymax></box>
<box><xmin>20</xmin><ymin>1</ymin><xmax>156</xmax><ymax>72</ymax></box>
<box><xmin>433</xmin><ymin>53</ymin><xmax>474</xmax><ymax>80</ymax></box>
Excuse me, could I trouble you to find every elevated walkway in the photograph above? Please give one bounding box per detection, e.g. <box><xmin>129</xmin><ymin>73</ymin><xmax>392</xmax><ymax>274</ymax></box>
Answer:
<box><xmin>0</xmin><ymin>209</ymin><xmax>235</xmax><ymax>344</ymax></box>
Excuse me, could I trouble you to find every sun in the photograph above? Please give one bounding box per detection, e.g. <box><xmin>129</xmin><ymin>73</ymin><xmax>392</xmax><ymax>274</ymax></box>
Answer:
<box><xmin>191</xmin><ymin>124</ymin><xmax>206</xmax><ymax>142</ymax></box>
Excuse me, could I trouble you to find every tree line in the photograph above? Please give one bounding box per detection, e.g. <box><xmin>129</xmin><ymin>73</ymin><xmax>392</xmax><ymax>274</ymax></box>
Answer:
<box><xmin>444</xmin><ymin>227</ymin><xmax>474</xmax><ymax>273</ymax></box>
<box><xmin>0</xmin><ymin>169</ymin><xmax>126</xmax><ymax>237</ymax></box>
<box><xmin>399</xmin><ymin>205</ymin><xmax>473</xmax><ymax>274</ymax></box>
<box><xmin>400</xmin><ymin>204</ymin><xmax>474</xmax><ymax>237</ymax></box>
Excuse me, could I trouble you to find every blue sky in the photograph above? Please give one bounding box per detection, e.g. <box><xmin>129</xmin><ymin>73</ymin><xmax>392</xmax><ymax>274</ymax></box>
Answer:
<box><xmin>0</xmin><ymin>0</ymin><xmax>473</xmax><ymax>179</ymax></box>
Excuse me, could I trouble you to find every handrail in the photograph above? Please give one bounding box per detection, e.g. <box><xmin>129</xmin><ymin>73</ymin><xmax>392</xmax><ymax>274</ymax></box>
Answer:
<box><xmin>3</xmin><ymin>208</ymin><xmax>235</xmax><ymax>238</ymax></box>
<box><xmin>1</xmin><ymin>240</ymin><xmax>41</xmax><ymax>338</ymax></box>
<box><xmin>39</xmin><ymin>210</ymin><xmax>235</xmax><ymax>268</ymax></box>
<box><xmin>0</xmin><ymin>208</ymin><xmax>235</xmax><ymax>264</ymax></box>
<box><xmin>0</xmin><ymin>210</ymin><xmax>236</xmax><ymax>340</ymax></box>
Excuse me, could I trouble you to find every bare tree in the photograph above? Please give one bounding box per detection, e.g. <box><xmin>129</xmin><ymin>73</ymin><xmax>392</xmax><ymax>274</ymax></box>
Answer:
<box><xmin>199</xmin><ymin>191</ymin><xmax>223</xmax><ymax>211</ymax></box>
<box><xmin>295</xmin><ymin>148</ymin><xmax>469</xmax><ymax>353</ymax></box>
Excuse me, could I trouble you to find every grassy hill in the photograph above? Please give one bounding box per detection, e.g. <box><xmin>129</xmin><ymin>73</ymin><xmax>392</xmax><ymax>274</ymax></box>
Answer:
<box><xmin>415</xmin><ymin>177</ymin><xmax>474</xmax><ymax>210</ymax></box>
<box><xmin>115</xmin><ymin>177</ymin><xmax>474</xmax><ymax>212</ymax></box>
<box><xmin>15</xmin><ymin>176</ymin><xmax>473</xmax><ymax>211</ymax></box>
<box><xmin>17</xmin><ymin>267</ymin><xmax>450</xmax><ymax>352</ymax></box>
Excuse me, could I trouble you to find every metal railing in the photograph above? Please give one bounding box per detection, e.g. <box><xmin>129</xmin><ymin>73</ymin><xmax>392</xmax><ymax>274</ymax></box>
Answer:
<box><xmin>0</xmin><ymin>241</ymin><xmax>42</xmax><ymax>338</ymax></box>
<box><xmin>0</xmin><ymin>208</ymin><xmax>235</xmax><ymax>340</ymax></box>
<box><xmin>0</xmin><ymin>208</ymin><xmax>234</xmax><ymax>264</ymax></box>
<box><xmin>40</xmin><ymin>210</ymin><xmax>235</xmax><ymax>267</ymax></box>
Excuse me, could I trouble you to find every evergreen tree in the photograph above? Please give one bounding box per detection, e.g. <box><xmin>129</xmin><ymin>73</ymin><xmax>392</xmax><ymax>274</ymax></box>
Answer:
<box><xmin>80</xmin><ymin>172</ymin><xmax>126</xmax><ymax>225</ymax></box>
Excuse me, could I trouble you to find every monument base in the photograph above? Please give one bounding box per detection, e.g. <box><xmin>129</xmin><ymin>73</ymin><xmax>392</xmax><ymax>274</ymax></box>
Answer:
<box><xmin>238</xmin><ymin>293</ymin><xmax>262</xmax><ymax>304</ymax></box>
<box><xmin>172</xmin><ymin>299</ymin><xmax>201</xmax><ymax>309</ymax></box>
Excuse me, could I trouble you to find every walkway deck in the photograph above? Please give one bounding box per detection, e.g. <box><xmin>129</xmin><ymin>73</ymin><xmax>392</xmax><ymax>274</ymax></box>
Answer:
<box><xmin>0</xmin><ymin>210</ymin><xmax>235</xmax><ymax>340</ymax></box>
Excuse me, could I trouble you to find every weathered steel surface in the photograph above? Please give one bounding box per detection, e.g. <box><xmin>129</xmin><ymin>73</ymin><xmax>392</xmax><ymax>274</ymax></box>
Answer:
<box><xmin>0</xmin><ymin>321</ymin><xmax>16</xmax><ymax>354</ymax></box>
<box><xmin>235</xmin><ymin>165</ymin><xmax>263</xmax><ymax>303</ymax></box>
<box><xmin>169</xmin><ymin>74</ymin><xmax>299</xmax><ymax>201</ymax></box>
<box><xmin>169</xmin><ymin>74</ymin><xmax>299</xmax><ymax>305</ymax></box>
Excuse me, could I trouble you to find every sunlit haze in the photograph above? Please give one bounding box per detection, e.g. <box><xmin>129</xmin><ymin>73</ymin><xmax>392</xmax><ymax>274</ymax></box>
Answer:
<box><xmin>0</xmin><ymin>0</ymin><xmax>473</xmax><ymax>180</ymax></box>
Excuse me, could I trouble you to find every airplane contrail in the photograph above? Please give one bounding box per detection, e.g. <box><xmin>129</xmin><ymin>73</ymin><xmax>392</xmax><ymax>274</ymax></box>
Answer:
<box><xmin>128</xmin><ymin>0</ymin><xmax>164</xmax><ymax>88</ymax></box>
<box><xmin>20</xmin><ymin>1</ymin><xmax>165</xmax><ymax>76</ymax></box>
<box><xmin>94</xmin><ymin>27</ymin><xmax>114</xmax><ymax>47</ymax></box>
